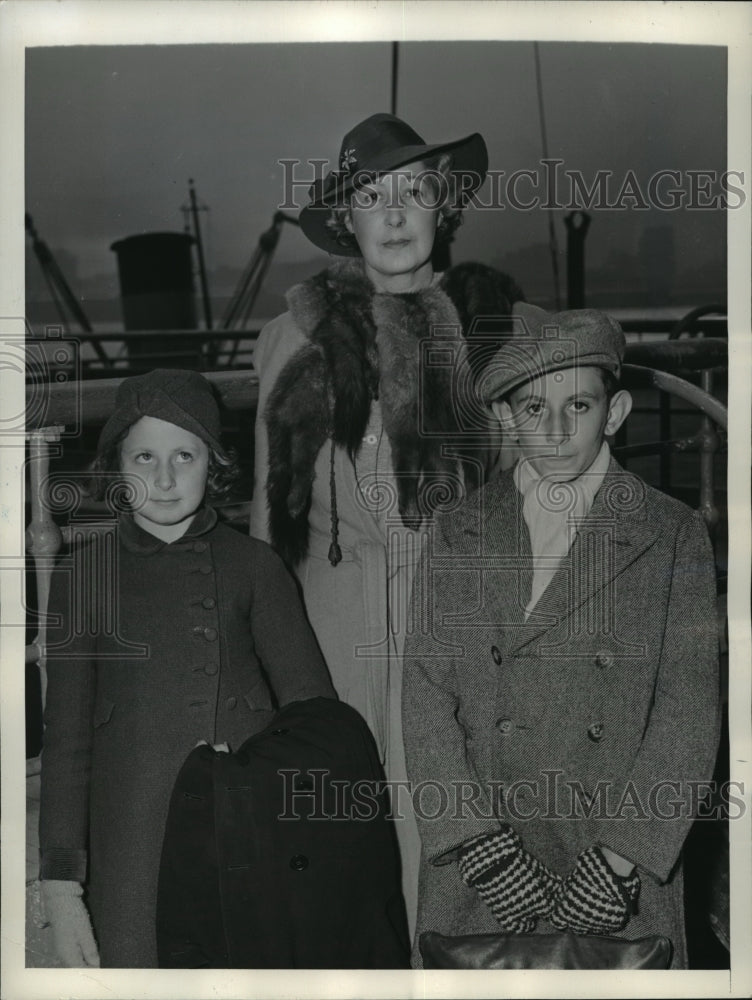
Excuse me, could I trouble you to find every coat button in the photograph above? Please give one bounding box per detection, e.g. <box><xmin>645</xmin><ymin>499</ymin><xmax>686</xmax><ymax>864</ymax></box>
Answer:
<box><xmin>272</xmin><ymin>727</ymin><xmax>289</xmax><ymax>736</ymax></box>
<box><xmin>289</xmin><ymin>854</ymin><xmax>309</xmax><ymax>871</ymax></box>
<box><xmin>193</xmin><ymin>541</ymin><xmax>208</xmax><ymax>553</ymax></box>
<box><xmin>594</xmin><ymin>651</ymin><xmax>613</xmax><ymax>669</ymax></box>
<box><xmin>204</xmin><ymin>663</ymin><xmax>219</xmax><ymax>676</ymax></box>
<box><xmin>226</xmin><ymin>696</ymin><xmax>237</xmax><ymax>710</ymax></box>
<box><xmin>587</xmin><ymin>722</ymin><xmax>605</xmax><ymax>742</ymax></box>
<box><xmin>202</xmin><ymin>597</ymin><xmax>216</xmax><ymax>609</ymax></box>
<box><xmin>203</xmin><ymin>628</ymin><xmax>218</xmax><ymax>642</ymax></box>
<box><xmin>496</xmin><ymin>717</ymin><xmax>513</xmax><ymax>735</ymax></box>
<box><xmin>491</xmin><ymin>645</ymin><xmax>502</xmax><ymax>665</ymax></box>
<box><xmin>199</xmin><ymin>565</ymin><xmax>213</xmax><ymax>575</ymax></box>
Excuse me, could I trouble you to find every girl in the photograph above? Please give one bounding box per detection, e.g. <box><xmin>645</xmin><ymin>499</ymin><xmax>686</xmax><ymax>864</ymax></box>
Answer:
<box><xmin>39</xmin><ymin>368</ymin><xmax>335</xmax><ymax>967</ymax></box>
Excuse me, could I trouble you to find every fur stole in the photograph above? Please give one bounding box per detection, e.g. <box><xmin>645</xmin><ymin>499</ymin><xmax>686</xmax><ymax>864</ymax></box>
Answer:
<box><xmin>265</xmin><ymin>258</ymin><xmax>523</xmax><ymax>566</ymax></box>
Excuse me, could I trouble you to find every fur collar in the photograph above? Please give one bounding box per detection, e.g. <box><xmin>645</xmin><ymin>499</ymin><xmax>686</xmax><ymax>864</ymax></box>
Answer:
<box><xmin>265</xmin><ymin>259</ymin><xmax>523</xmax><ymax>566</ymax></box>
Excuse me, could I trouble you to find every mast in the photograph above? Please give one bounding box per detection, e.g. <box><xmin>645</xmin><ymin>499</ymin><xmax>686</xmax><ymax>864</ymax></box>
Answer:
<box><xmin>391</xmin><ymin>42</ymin><xmax>399</xmax><ymax>116</ymax></box>
<box><xmin>188</xmin><ymin>179</ymin><xmax>214</xmax><ymax>332</ymax></box>
<box><xmin>533</xmin><ymin>42</ymin><xmax>562</xmax><ymax>310</ymax></box>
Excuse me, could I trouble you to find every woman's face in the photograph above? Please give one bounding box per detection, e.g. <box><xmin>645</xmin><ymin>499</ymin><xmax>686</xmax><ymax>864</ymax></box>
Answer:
<box><xmin>345</xmin><ymin>159</ymin><xmax>439</xmax><ymax>293</ymax></box>
<box><xmin>120</xmin><ymin>415</ymin><xmax>210</xmax><ymax>542</ymax></box>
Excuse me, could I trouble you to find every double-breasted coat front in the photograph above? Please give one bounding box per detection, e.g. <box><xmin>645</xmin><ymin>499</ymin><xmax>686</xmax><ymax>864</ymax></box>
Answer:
<box><xmin>39</xmin><ymin>508</ymin><xmax>335</xmax><ymax>967</ymax></box>
<box><xmin>403</xmin><ymin>460</ymin><xmax>721</xmax><ymax>968</ymax></box>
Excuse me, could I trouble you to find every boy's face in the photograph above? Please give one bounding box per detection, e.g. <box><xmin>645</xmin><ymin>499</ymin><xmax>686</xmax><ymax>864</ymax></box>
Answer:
<box><xmin>492</xmin><ymin>366</ymin><xmax>632</xmax><ymax>482</ymax></box>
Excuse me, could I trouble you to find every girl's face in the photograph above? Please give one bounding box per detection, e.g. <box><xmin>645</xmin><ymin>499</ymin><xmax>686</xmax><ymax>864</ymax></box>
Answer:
<box><xmin>344</xmin><ymin>159</ymin><xmax>439</xmax><ymax>293</ymax></box>
<box><xmin>120</xmin><ymin>416</ymin><xmax>210</xmax><ymax>542</ymax></box>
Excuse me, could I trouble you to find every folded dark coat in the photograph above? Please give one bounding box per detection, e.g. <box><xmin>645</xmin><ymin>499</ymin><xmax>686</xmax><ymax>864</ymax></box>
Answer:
<box><xmin>156</xmin><ymin>696</ymin><xmax>410</xmax><ymax>968</ymax></box>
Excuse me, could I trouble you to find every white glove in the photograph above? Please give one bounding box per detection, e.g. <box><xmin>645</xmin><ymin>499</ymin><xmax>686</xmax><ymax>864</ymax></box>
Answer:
<box><xmin>40</xmin><ymin>880</ymin><xmax>100</xmax><ymax>967</ymax></box>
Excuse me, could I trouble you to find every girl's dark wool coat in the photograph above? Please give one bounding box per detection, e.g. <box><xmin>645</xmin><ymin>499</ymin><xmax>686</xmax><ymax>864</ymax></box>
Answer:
<box><xmin>403</xmin><ymin>461</ymin><xmax>721</xmax><ymax>968</ymax></box>
<box><xmin>39</xmin><ymin>508</ymin><xmax>335</xmax><ymax>967</ymax></box>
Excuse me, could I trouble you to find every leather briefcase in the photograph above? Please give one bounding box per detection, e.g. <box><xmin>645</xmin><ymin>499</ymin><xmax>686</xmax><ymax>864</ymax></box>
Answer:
<box><xmin>419</xmin><ymin>930</ymin><xmax>672</xmax><ymax>970</ymax></box>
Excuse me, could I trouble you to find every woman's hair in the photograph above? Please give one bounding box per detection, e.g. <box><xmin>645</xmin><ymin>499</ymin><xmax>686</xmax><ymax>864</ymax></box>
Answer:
<box><xmin>324</xmin><ymin>152</ymin><xmax>464</xmax><ymax>254</ymax></box>
<box><xmin>89</xmin><ymin>425</ymin><xmax>241</xmax><ymax>506</ymax></box>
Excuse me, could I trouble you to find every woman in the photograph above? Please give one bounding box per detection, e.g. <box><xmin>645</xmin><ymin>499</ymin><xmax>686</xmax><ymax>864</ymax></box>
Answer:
<box><xmin>249</xmin><ymin>113</ymin><xmax>523</xmax><ymax>937</ymax></box>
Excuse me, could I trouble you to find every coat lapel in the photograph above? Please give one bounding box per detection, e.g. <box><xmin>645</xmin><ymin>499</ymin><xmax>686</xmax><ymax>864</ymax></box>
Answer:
<box><xmin>506</xmin><ymin>459</ymin><xmax>659</xmax><ymax>654</ymax></box>
<box><xmin>478</xmin><ymin>474</ymin><xmax>533</xmax><ymax>631</ymax></box>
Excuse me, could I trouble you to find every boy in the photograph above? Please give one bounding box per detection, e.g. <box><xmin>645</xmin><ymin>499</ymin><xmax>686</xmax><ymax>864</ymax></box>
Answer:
<box><xmin>402</xmin><ymin>303</ymin><xmax>721</xmax><ymax>968</ymax></box>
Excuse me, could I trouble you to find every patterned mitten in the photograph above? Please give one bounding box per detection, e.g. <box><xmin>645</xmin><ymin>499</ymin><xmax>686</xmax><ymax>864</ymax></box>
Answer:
<box><xmin>457</xmin><ymin>826</ymin><xmax>562</xmax><ymax>933</ymax></box>
<box><xmin>40</xmin><ymin>880</ymin><xmax>100</xmax><ymax>967</ymax></box>
<box><xmin>550</xmin><ymin>845</ymin><xmax>641</xmax><ymax>935</ymax></box>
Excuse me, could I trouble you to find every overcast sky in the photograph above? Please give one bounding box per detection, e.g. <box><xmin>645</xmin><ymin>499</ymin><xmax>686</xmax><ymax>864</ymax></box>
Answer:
<box><xmin>24</xmin><ymin>38</ymin><xmax>728</xmax><ymax>308</ymax></box>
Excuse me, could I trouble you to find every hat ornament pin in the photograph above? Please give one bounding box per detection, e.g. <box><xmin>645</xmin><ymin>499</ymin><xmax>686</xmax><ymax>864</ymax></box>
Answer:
<box><xmin>340</xmin><ymin>148</ymin><xmax>358</xmax><ymax>172</ymax></box>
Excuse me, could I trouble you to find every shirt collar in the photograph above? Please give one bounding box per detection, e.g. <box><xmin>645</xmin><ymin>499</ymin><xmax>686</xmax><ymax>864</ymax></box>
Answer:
<box><xmin>513</xmin><ymin>440</ymin><xmax>611</xmax><ymax>509</ymax></box>
<box><xmin>118</xmin><ymin>505</ymin><xmax>218</xmax><ymax>554</ymax></box>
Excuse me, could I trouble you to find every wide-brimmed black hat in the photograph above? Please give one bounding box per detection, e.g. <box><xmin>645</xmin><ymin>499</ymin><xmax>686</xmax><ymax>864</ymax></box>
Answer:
<box><xmin>299</xmin><ymin>113</ymin><xmax>488</xmax><ymax>256</ymax></box>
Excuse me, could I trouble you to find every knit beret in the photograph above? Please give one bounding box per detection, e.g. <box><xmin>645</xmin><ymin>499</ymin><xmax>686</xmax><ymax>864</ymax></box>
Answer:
<box><xmin>480</xmin><ymin>301</ymin><xmax>626</xmax><ymax>404</ymax></box>
<box><xmin>97</xmin><ymin>369</ymin><xmax>223</xmax><ymax>454</ymax></box>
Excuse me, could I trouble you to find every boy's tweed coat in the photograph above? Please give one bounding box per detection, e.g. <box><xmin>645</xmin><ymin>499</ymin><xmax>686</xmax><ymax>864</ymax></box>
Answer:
<box><xmin>403</xmin><ymin>459</ymin><xmax>721</xmax><ymax>968</ymax></box>
<box><xmin>39</xmin><ymin>509</ymin><xmax>335</xmax><ymax>967</ymax></box>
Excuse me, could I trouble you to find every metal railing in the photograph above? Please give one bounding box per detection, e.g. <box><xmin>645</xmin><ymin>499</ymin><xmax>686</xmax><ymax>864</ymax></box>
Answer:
<box><xmin>618</xmin><ymin>339</ymin><xmax>727</xmax><ymax>530</ymax></box>
<box><xmin>24</xmin><ymin>339</ymin><xmax>728</xmax><ymax>680</ymax></box>
<box><xmin>25</xmin><ymin>311</ymin><xmax>728</xmax><ymax>379</ymax></box>
<box><xmin>25</xmin><ymin>326</ymin><xmax>264</xmax><ymax>377</ymax></box>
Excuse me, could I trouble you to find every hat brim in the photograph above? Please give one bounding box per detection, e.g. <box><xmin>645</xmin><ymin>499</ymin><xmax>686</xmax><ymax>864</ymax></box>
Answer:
<box><xmin>480</xmin><ymin>349</ymin><xmax>622</xmax><ymax>405</ymax></box>
<box><xmin>299</xmin><ymin>131</ymin><xmax>488</xmax><ymax>257</ymax></box>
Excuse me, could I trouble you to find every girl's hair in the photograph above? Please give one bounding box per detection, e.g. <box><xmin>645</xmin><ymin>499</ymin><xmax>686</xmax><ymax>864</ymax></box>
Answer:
<box><xmin>324</xmin><ymin>152</ymin><xmax>464</xmax><ymax>254</ymax></box>
<box><xmin>89</xmin><ymin>426</ymin><xmax>241</xmax><ymax>506</ymax></box>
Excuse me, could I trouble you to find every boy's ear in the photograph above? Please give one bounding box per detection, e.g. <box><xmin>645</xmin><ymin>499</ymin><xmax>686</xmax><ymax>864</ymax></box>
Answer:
<box><xmin>605</xmin><ymin>389</ymin><xmax>632</xmax><ymax>436</ymax></box>
<box><xmin>491</xmin><ymin>399</ymin><xmax>518</xmax><ymax>440</ymax></box>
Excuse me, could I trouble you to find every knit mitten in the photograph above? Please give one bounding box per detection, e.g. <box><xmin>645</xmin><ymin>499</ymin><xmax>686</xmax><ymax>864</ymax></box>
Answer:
<box><xmin>457</xmin><ymin>826</ymin><xmax>562</xmax><ymax>933</ymax></box>
<box><xmin>550</xmin><ymin>845</ymin><xmax>641</xmax><ymax>935</ymax></box>
<box><xmin>40</xmin><ymin>880</ymin><xmax>100</xmax><ymax>967</ymax></box>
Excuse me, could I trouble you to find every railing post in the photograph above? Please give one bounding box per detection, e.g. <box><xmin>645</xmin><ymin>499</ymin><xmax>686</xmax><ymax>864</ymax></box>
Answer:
<box><xmin>25</xmin><ymin>427</ymin><xmax>65</xmax><ymax>709</ymax></box>
<box><xmin>659</xmin><ymin>392</ymin><xmax>671</xmax><ymax>494</ymax></box>
<box><xmin>698</xmin><ymin>369</ymin><xmax>721</xmax><ymax>532</ymax></box>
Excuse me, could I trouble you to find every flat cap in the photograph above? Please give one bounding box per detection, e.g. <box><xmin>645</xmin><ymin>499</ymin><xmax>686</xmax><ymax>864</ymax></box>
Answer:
<box><xmin>479</xmin><ymin>301</ymin><xmax>626</xmax><ymax>403</ymax></box>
